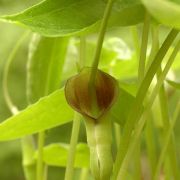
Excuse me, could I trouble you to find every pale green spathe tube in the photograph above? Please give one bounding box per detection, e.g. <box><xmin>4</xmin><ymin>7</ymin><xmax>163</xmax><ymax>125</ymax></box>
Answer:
<box><xmin>85</xmin><ymin>115</ymin><xmax>113</xmax><ymax>180</ymax></box>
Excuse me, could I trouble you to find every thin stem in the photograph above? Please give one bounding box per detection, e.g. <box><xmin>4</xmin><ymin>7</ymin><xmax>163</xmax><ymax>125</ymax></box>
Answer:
<box><xmin>36</xmin><ymin>131</ymin><xmax>45</xmax><ymax>180</ymax></box>
<box><xmin>156</xmin><ymin>70</ymin><xmax>179</xmax><ymax>179</ymax></box>
<box><xmin>131</xmin><ymin>19</ymin><xmax>148</xmax><ymax>180</ymax></box>
<box><xmin>90</xmin><ymin>0</ymin><xmax>114</xmax><ymax>82</ymax></box>
<box><xmin>133</xmin><ymin>141</ymin><xmax>141</xmax><ymax>180</ymax></box>
<box><xmin>154</xmin><ymin>102</ymin><xmax>180</xmax><ymax>180</ymax></box>
<box><xmin>145</xmin><ymin>114</ymin><xmax>157</xmax><ymax>176</ymax></box>
<box><xmin>2</xmin><ymin>31</ymin><xmax>36</xmax><ymax>180</ymax></box>
<box><xmin>79</xmin><ymin>36</ymin><xmax>86</xmax><ymax>69</ymax></box>
<box><xmin>88</xmin><ymin>0</ymin><xmax>114</xmax><ymax>117</ymax></box>
<box><xmin>151</xmin><ymin>24</ymin><xmax>179</xmax><ymax>179</ymax></box>
<box><xmin>2</xmin><ymin>31</ymin><xmax>29</xmax><ymax>114</ymax></box>
<box><xmin>144</xmin><ymin>24</ymin><xmax>159</xmax><ymax>178</ymax></box>
<box><xmin>117</xmin><ymin>39</ymin><xmax>180</xmax><ymax>179</ymax></box>
<box><xmin>114</xmin><ymin>123</ymin><xmax>121</xmax><ymax>149</ymax></box>
<box><xmin>146</xmin><ymin>25</ymin><xmax>159</xmax><ymax>71</ymax></box>
<box><xmin>131</xmin><ymin>26</ymin><xmax>140</xmax><ymax>60</ymax></box>
<box><xmin>112</xmin><ymin>29</ymin><xmax>179</xmax><ymax>180</ymax></box>
<box><xmin>138</xmin><ymin>12</ymin><xmax>150</xmax><ymax>83</ymax></box>
<box><xmin>134</xmin><ymin>13</ymin><xmax>150</xmax><ymax>179</ymax></box>
<box><xmin>64</xmin><ymin>113</ymin><xmax>81</xmax><ymax>180</ymax></box>
<box><xmin>65</xmin><ymin>36</ymin><xmax>86</xmax><ymax>180</ymax></box>
<box><xmin>80</xmin><ymin>168</ymin><xmax>89</xmax><ymax>180</ymax></box>
<box><xmin>131</xmin><ymin>12</ymin><xmax>150</xmax><ymax>180</ymax></box>
<box><xmin>21</xmin><ymin>136</ymin><xmax>36</xmax><ymax>180</ymax></box>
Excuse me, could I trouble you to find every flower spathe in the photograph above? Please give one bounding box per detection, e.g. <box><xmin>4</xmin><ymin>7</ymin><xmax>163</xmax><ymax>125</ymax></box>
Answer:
<box><xmin>65</xmin><ymin>67</ymin><xmax>119</xmax><ymax>121</ymax></box>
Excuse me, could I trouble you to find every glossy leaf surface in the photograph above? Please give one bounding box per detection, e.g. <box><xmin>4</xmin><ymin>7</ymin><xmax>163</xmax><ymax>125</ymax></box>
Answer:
<box><xmin>1</xmin><ymin>0</ymin><xmax>144</xmax><ymax>36</ymax></box>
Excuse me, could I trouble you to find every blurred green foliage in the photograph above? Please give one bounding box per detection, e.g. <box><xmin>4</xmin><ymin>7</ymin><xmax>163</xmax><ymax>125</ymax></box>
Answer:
<box><xmin>0</xmin><ymin>1</ymin><xmax>179</xmax><ymax>180</ymax></box>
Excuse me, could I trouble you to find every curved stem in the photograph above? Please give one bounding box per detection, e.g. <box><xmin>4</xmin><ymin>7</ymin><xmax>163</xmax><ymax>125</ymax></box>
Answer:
<box><xmin>117</xmin><ymin>39</ymin><xmax>180</xmax><ymax>179</ymax></box>
<box><xmin>153</xmin><ymin>102</ymin><xmax>180</xmax><ymax>180</ymax></box>
<box><xmin>2</xmin><ymin>31</ymin><xmax>36</xmax><ymax>180</ymax></box>
<box><xmin>2</xmin><ymin>31</ymin><xmax>29</xmax><ymax>114</ymax></box>
<box><xmin>157</xmin><ymin>72</ymin><xmax>179</xmax><ymax>179</ymax></box>
<box><xmin>2</xmin><ymin>35</ymin><xmax>37</xmax><ymax>178</ymax></box>
<box><xmin>112</xmin><ymin>29</ymin><xmax>179</xmax><ymax>180</ymax></box>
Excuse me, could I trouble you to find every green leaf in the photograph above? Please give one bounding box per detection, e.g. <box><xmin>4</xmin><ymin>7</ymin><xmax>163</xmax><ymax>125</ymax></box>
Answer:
<box><xmin>27</xmin><ymin>34</ymin><xmax>69</xmax><ymax>103</ymax></box>
<box><xmin>40</xmin><ymin>143</ymin><xmax>89</xmax><ymax>168</ymax></box>
<box><xmin>142</xmin><ymin>0</ymin><xmax>180</xmax><ymax>29</ymax></box>
<box><xmin>166</xmin><ymin>79</ymin><xmax>180</xmax><ymax>90</ymax></box>
<box><xmin>0</xmin><ymin>89</ymin><xmax>73</xmax><ymax>141</ymax></box>
<box><xmin>1</xmin><ymin>0</ymin><xmax>145</xmax><ymax>37</ymax></box>
<box><xmin>0</xmin><ymin>84</ymin><xmax>137</xmax><ymax>140</ymax></box>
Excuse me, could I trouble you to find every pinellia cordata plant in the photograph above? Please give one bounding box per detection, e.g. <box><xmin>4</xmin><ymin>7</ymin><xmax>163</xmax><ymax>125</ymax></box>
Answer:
<box><xmin>0</xmin><ymin>0</ymin><xmax>180</xmax><ymax>180</ymax></box>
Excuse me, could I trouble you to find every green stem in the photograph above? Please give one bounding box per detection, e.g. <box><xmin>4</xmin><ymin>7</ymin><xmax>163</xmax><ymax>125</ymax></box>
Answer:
<box><xmin>154</xmin><ymin>102</ymin><xmax>180</xmax><ymax>180</ymax></box>
<box><xmin>133</xmin><ymin>12</ymin><xmax>150</xmax><ymax>179</ymax></box>
<box><xmin>131</xmin><ymin>26</ymin><xmax>140</xmax><ymax>60</ymax></box>
<box><xmin>112</xmin><ymin>29</ymin><xmax>179</xmax><ymax>180</ymax></box>
<box><xmin>116</xmin><ymin>39</ymin><xmax>180</xmax><ymax>179</ymax></box>
<box><xmin>80</xmin><ymin>168</ymin><xmax>89</xmax><ymax>180</ymax></box>
<box><xmin>138</xmin><ymin>11</ymin><xmax>150</xmax><ymax>83</ymax></box>
<box><xmin>90</xmin><ymin>0</ymin><xmax>114</xmax><ymax>81</ymax></box>
<box><xmin>36</xmin><ymin>131</ymin><xmax>45</xmax><ymax>180</ymax></box>
<box><xmin>21</xmin><ymin>136</ymin><xmax>36</xmax><ymax>180</ymax></box>
<box><xmin>65</xmin><ymin>36</ymin><xmax>86</xmax><ymax>180</ymax></box>
<box><xmin>156</xmin><ymin>70</ymin><xmax>179</xmax><ymax>179</ymax></box>
<box><xmin>151</xmin><ymin>24</ymin><xmax>179</xmax><ymax>179</ymax></box>
<box><xmin>146</xmin><ymin>25</ymin><xmax>159</xmax><ymax>71</ymax></box>
<box><xmin>88</xmin><ymin>0</ymin><xmax>114</xmax><ymax>117</ymax></box>
<box><xmin>64</xmin><ymin>113</ymin><xmax>81</xmax><ymax>180</ymax></box>
<box><xmin>2</xmin><ymin>31</ymin><xmax>29</xmax><ymax>114</ymax></box>
<box><xmin>145</xmin><ymin>114</ymin><xmax>157</xmax><ymax>177</ymax></box>
<box><xmin>144</xmin><ymin>24</ymin><xmax>159</xmax><ymax>178</ymax></box>
<box><xmin>133</xmin><ymin>141</ymin><xmax>141</xmax><ymax>180</ymax></box>
<box><xmin>114</xmin><ymin>123</ymin><xmax>121</xmax><ymax>149</ymax></box>
<box><xmin>79</xmin><ymin>36</ymin><xmax>86</xmax><ymax>69</ymax></box>
<box><xmin>2</xmin><ymin>31</ymin><xmax>36</xmax><ymax>180</ymax></box>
